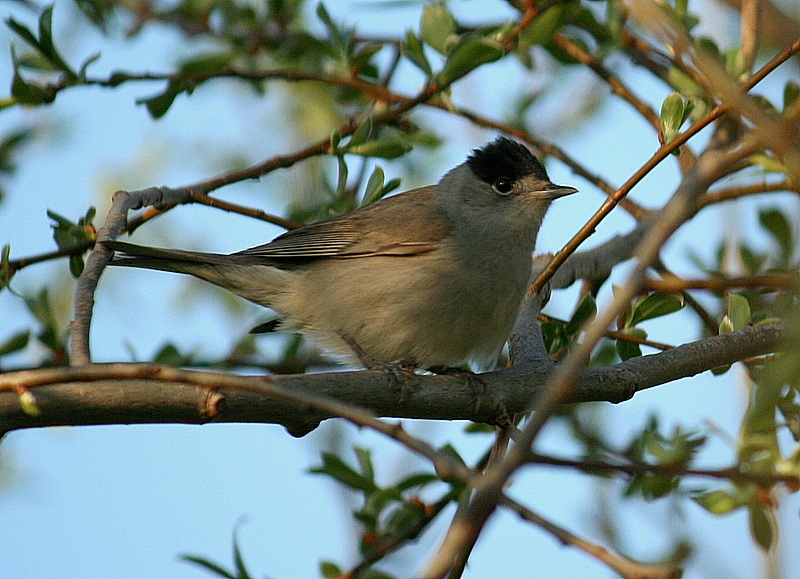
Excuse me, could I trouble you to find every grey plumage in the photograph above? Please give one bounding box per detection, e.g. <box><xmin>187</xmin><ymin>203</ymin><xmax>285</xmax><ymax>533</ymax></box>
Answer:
<box><xmin>108</xmin><ymin>137</ymin><xmax>576</xmax><ymax>369</ymax></box>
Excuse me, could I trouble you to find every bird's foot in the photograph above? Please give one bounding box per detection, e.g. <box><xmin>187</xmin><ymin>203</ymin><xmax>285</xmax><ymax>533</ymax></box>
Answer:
<box><xmin>427</xmin><ymin>365</ymin><xmax>487</xmax><ymax>412</ymax></box>
<box><xmin>339</xmin><ymin>333</ymin><xmax>417</xmax><ymax>400</ymax></box>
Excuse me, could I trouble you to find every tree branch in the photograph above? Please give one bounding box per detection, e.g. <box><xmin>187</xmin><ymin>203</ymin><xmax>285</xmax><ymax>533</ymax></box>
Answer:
<box><xmin>1</xmin><ymin>323</ymin><xmax>784</xmax><ymax>437</ymax></box>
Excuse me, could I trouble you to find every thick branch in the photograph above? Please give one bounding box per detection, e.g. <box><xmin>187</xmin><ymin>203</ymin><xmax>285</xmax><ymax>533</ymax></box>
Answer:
<box><xmin>0</xmin><ymin>324</ymin><xmax>784</xmax><ymax>437</ymax></box>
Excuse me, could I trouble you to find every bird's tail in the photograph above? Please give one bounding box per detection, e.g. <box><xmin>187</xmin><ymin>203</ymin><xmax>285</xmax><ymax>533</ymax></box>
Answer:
<box><xmin>106</xmin><ymin>240</ymin><xmax>288</xmax><ymax>308</ymax></box>
<box><xmin>107</xmin><ymin>240</ymin><xmax>231</xmax><ymax>274</ymax></box>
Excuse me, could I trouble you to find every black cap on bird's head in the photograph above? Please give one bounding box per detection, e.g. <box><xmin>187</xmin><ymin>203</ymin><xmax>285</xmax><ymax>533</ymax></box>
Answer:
<box><xmin>466</xmin><ymin>136</ymin><xmax>577</xmax><ymax>200</ymax></box>
<box><xmin>467</xmin><ymin>137</ymin><xmax>550</xmax><ymax>185</ymax></box>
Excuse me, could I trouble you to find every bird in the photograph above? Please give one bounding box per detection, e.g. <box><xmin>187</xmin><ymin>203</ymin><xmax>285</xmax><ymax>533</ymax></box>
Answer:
<box><xmin>107</xmin><ymin>136</ymin><xmax>576</xmax><ymax>372</ymax></box>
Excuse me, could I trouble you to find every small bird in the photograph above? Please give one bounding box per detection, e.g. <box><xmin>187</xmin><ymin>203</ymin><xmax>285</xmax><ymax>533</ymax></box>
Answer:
<box><xmin>108</xmin><ymin>137</ymin><xmax>576</xmax><ymax>371</ymax></box>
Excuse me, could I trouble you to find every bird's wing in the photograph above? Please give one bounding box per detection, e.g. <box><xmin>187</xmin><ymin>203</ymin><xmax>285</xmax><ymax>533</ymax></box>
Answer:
<box><xmin>234</xmin><ymin>187</ymin><xmax>451</xmax><ymax>261</ymax></box>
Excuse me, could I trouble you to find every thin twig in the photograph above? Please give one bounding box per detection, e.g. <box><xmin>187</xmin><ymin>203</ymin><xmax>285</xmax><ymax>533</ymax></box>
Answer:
<box><xmin>499</xmin><ymin>495</ymin><xmax>681</xmax><ymax>579</ymax></box>
<box><xmin>7</xmin><ymin>241</ymin><xmax>94</xmax><ymax>274</ymax></box>
<box><xmin>698</xmin><ymin>180</ymin><xmax>796</xmax><ymax>208</ymax></box>
<box><xmin>644</xmin><ymin>273</ymin><xmax>799</xmax><ymax>293</ymax></box>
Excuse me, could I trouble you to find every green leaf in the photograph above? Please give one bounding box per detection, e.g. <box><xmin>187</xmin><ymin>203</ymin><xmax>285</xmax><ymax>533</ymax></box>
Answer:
<box><xmin>180</xmin><ymin>555</ymin><xmax>239</xmax><ymax>579</ymax></box>
<box><xmin>10</xmin><ymin>51</ymin><xmax>52</xmax><ymax>105</ymax></box>
<box><xmin>758</xmin><ymin>208</ymin><xmax>792</xmax><ymax>264</ymax></box>
<box><xmin>630</xmin><ymin>292</ymin><xmax>685</xmax><ymax>326</ymax></box>
<box><xmin>396</xmin><ymin>472</ymin><xmax>440</xmax><ymax>491</ymax></box>
<box><xmin>660</xmin><ymin>92</ymin><xmax>685</xmax><ymax>147</ymax></box>
<box><xmin>437</xmin><ymin>36</ymin><xmax>504</xmax><ymax>87</ymax></box>
<box><xmin>7</xmin><ymin>6</ymin><xmax>76</xmax><ymax>80</ymax></box>
<box><xmin>421</xmin><ymin>4</ymin><xmax>457</xmax><ymax>55</ymax></box>
<box><xmin>68</xmin><ymin>254</ymin><xmax>84</xmax><ymax>277</ymax></box>
<box><xmin>335</xmin><ymin>155</ymin><xmax>348</xmax><ymax>197</ymax></box>
<box><xmin>346</xmin><ymin>137</ymin><xmax>411</xmax><ymax>159</ymax></box>
<box><xmin>316</xmin><ymin>2</ymin><xmax>349</xmax><ymax>50</ymax></box>
<box><xmin>749</xmin><ymin>152</ymin><xmax>786</xmax><ymax>174</ymax></box>
<box><xmin>725</xmin><ymin>46</ymin><xmax>748</xmax><ymax>80</ymax></box>
<box><xmin>0</xmin><ymin>330</ymin><xmax>30</xmax><ymax>357</ymax></box>
<box><xmin>739</xmin><ymin>378</ymin><xmax>781</xmax><ymax>467</ymax></box>
<box><xmin>565</xmin><ymin>293</ymin><xmax>596</xmax><ymax>336</ymax></box>
<box><xmin>403</xmin><ymin>31</ymin><xmax>432</xmax><ymax>77</ymax></box>
<box><xmin>0</xmin><ymin>244</ymin><xmax>12</xmax><ymax>290</ymax></box>
<box><xmin>349</xmin><ymin>117</ymin><xmax>373</xmax><ymax>147</ymax></box>
<box><xmin>24</xmin><ymin>288</ymin><xmax>57</xmax><ymax>337</ymax></box>
<box><xmin>783</xmin><ymin>81</ymin><xmax>800</xmax><ymax>112</ymax></box>
<box><xmin>382</xmin><ymin>177</ymin><xmax>401</xmax><ymax>196</ymax></box>
<box><xmin>720</xmin><ymin>294</ymin><xmax>750</xmax><ymax>334</ymax></box>
<box><xmin>616</xmin><ymin>327</ymin><xmax>646</xmax><ymax>360</ymax></box>
<box><xmin>748</xmin><ymin>504</ymin><xmax>774</xmax><ymax>550</ymax></box>
<box><xmin>179</xmin><ymin>51</ymin><xmax>236</xmax><ymax>74</ymax></box>
<box><xmin>5</xmin><ymin>17</ymin><xmax>40</xmax><ymax>50</ymax></box>
<box><xmin>319</xmin><ymin>561</ymin><xmax>342</xmax><ymax>579</ymax></box>
<box><xmin>667</xmin><ymin>67</ymin><xmax>703</xmax><ymax>98</ymax></box>
<box><xmin>136</xmin><ymin>81</ymin><xmax>193</xmax><ymax>119</ymax></box>
<box><xmin>541</xmin><ymin>319</ymin><xmax>567</xmax><ymax>355</ymax></box>
<box><xmin>19</xmin><ymin>390</ymin><xmax>41</xmax><ymax>416</ymax></box>
<box><xmin>153</xmin><ymin>343</ymin><xmax>197</xmax><ymax>366</ymax></box>
<box><xmin>362</xmin><ymin>165</ymin><xmax>386</xmax><ymax>205</ymax></box>
<box><xmin>692</xmin><ymin>488</ymin><xmax>744</xmax><ymax>514</ymax></box>
<box><xmin>354</xmin><ymin>447</ymin><xmax>375</xmax><ymax>484</ymax></box>
<box><xmin>309</xmin><ymin>452</ymin><xmax>377</xmax><ymax>492</ymax></box>
<box><xmin>638</xmin><ymin>474</ymin><xmax>679</xmax><ymax>500</ymax></box>
<box><xmin>518</xmin><ymin>5</ymin><xmax>567</xmax><ymax>49</ymax></box>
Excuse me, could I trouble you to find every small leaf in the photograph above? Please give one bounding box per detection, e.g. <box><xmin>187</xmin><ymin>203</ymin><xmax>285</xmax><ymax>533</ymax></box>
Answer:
<box><xmin>0</xmin><ymin>330</ymin><xmax>30</xmax><ymax>356</ymax></box>
<box><xmin>354</xmin><ymin>447</ymin><xmax>375</xmax><ymax>484</ymax></box>
<box><xmin>726</xmin><ymin>294</ymin><xmax>751</xmax><ymax>332</ymax></box>
<box><xmin>335</xmin><ymin>155</ymin><xmax>348</xmax><ymax>197</ymax></box>
<box><xmin>616</xmin><ymin>327</ymin><xmax>646</xmax><ymax>360</ymax></box>
<box><xmin>180</xmin><ymin>555</ymin><xmax>238</xmax><ymax>579</ymax></box>
<box><xmin>10</xmin><ymin>58</ymin><xmax>52</xmax><ymax>105</ymax></box>
<box><xmin>68</xmin><ymin>253</ymin><xmax>84</xmax><ymax>277</ymax></box>
<box><xmin>5</xmin><ymin>17</ymin><xmax>39</xmax><ymax>50</ymax></box>
<box><xmin>749</xmin><ymin>152</ymin><xmax>786</xmax><ymax>174</ymax></box>
<box><xmin>19</xmin><ymin>390</ymin><xmax>41</xmax><ymax>416</ymax></box>
<box><xmin>320</xmin><ymin>561</ymin><xmax>342</xmax><ymax>579</ymax></box>
<box><xmin>136</xmin><ymin>81</ymin><xmax>193</xmax><ymax>119</ymax></box>
<box><xmin>349</xmin><ymin>117</ymin><xmax>373</xmax><ymax>147</ymax></box>
<box><xmin>0</xmin><ymin>244</ymin><xmax>12</xmax><ymax>290</ymax></box>
<box><xmin>362</xmin><ymin>165</ymin><xmax>386</xmax><ymax>205</ymax></box>
<box><xmin>309</xmin><ymin>453</ymin><xmax>377</xmax><ymax>492</ymax></box>
<box><xmin>758</xmin><ymin>208</ymin><xmax>792</xmax><ymax>264</ymax></box>
<box><xmin>660</xmin><ymin>92</ymin><xmax>685</xmax><ymax>147</ymax></box>
<box><xmin>748</xmin><ymin>504</ymin><xmax>774</xmax><ymax>550</ymax></box>
<box><xmin>783</xmin><ymin>81</ymin><xmax>800</xmax><ymax>112</ymax></box>
<box><xmin>403</xmin><ymin>31</ymin><xmax>432</xmax><ymax>76</ymax></box>
<box><xmin>347</xmin><ymin>138</ymin><xmax>411</xmax><ymax>159</ymax></box>
<box><xmin>693</xmin><ymin>488</ymin><xmax>744</xmax><ymax>514</ymax></box>
<box><xmin>421</xmin><ymin>4</ymin><xmax>457</xmax><ymax>54</ymax></box>
<box><xmin>179</xmin><ymin>51</ymin><xmax>235</xmax><ymax>74</ymax></box>
<box><xmin>396</xmin><ymin>472</ymin><xmax>439</xmax><ymax>491</ymax></box>
<box><xmin>438</xmin><ymin>37</ymin><xmax>504</xmax><ymax>86</ymax></box>
<box><xmin>630</xmin><ymin>292</ymin><xmax>684</xmax><ymax>326</ymax></box>
<box><xmin>518</xmin><ymin>5</ymin><xmax>567</xmax><ymax>48</ymax></box>
<box><xmin>565</xmin><ymin>293</ymin><xmax>596</xmax><ymax>336</ymax></box>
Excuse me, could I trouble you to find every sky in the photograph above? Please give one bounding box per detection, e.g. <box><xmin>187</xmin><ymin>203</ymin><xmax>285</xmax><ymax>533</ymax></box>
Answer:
<box><xmin>1</xmin><ymin>1</ymin><xmax>799</xmax><ymax>578</ymax></box>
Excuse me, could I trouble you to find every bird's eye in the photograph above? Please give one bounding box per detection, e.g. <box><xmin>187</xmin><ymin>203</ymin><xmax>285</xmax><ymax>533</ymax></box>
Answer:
<box><xmin>493</xmin><ymin>177</ymin><xmax>513</xmax><ymax>195</ymax></box>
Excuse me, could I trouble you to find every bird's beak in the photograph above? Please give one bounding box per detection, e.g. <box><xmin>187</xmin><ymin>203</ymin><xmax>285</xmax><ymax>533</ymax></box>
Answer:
<box><xmin>540</xmin><ymin>185</ymin><xmax>578</xmax><ymax>200</ymax></box>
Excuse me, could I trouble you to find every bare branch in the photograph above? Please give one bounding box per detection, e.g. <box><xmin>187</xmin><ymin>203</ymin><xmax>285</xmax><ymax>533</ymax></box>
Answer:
<box><xmin>644</xmin><ymin>273</ymin><xmax>799</xmax><ymax>293</ymax></box>
<box><xmin>499</xmin><ymin>495</ymin><xmax>682</xmax><ymax>579</ymax></box>
<box><xmin>527</xmin><ymin>452</ymin><xmax>800</xmax><ymax>488</ymax></box>
<box><xmin>5</xmin><ymin>321</ymin><xmax>784</xmax><ymax>434</ymax></box>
